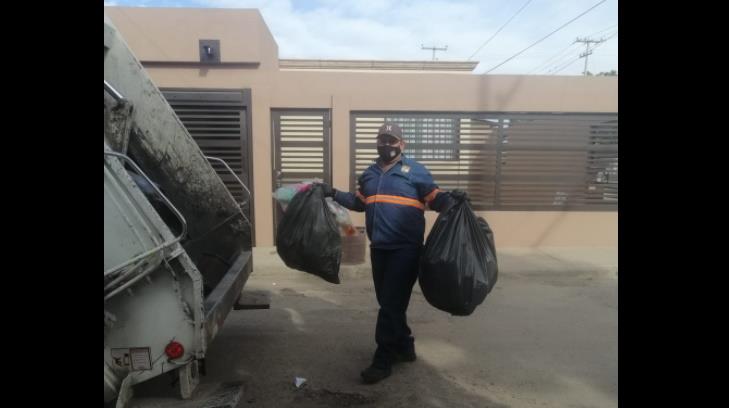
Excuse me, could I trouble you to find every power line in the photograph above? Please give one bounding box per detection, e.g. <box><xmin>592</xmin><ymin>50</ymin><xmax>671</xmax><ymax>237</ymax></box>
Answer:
<box><xmin>528</xmin><ymin>42</ymin><xmax>580</xmax><ymax>74</ymax></box>
<box><xmin>551</xmin><ymin>56</ymin><xmax>582</xmax><ymax>74</ymax></box>
<box><xmin>544</xmin><ymin>30</ymin><xmax>617</xmax><ymax>74</ymax></box>
<box><xmin>575</xmin><ymin>37</ymin><xmax>605</xmax><ymax>75</ymax></box>
<box><xmin>551</xmin><ymin>48</ymin><xmax>603</xmax><ymax>75</ymax></box>
<box><xmin>483</xmin><ymin>0</ymin><xmax>608</xmax><ymax>74</ymax></box>
<box><xmin>548</xmin><ymin>49</ymin><xmax>585</xmax><ymax>74</ymax></box>
<box><xmin>541</xmin><ymin>43</ymin><xmax>586</xmax><ymax>73</ymax></box>
<box><xmin>588</xmin><ymin>23</ymin><xmax>618</xmax><ymax>37</ymax></box>
<box><xmin>580</xmin><ymin>31</ymin><xmax>618</xmax><ymax>75</ymax></box>
<box><xmin>468</xmin><ymin>0</ymin><xmax>535</xmax><ymax>60</ymax></box>
<box><xmin>529</xmin><ymin>24</ymin><xmax>617</xmax><ymax>74</ymax></box>
<box><xmin>578</xmin><ymin>30</ymin><xmax>618</xmax><ymax>75</ymax></box>
<box><xmin>546</xmin><ymin>49</ymin><xmax>582</xmax><ymax>73</ymax></box>
<box><xmin>600</xmin><ymin>30</ymin><xmax>619</xmax><ymax>42</ymax></box>
<box><xmin>550</xmin><ymin>32</ymin><xmax>617</xmax><ymax>75</ymax></box>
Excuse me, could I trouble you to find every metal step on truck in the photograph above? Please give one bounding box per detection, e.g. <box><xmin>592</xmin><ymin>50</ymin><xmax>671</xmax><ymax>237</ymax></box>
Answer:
<box><xmin>104</xmin><ymin>13</ymin><xmax>253</xmax><ymax>406</ymax></box>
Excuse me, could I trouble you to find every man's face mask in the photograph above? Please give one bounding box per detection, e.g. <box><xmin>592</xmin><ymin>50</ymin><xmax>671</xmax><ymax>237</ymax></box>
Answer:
<box><xmin>377</xmin><ymin>136</ymin><xmax>401</xmax><ymax>163</ymax></box>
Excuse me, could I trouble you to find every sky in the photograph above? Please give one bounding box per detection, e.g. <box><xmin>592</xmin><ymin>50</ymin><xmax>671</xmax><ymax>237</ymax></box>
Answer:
<box><xmin>103</xmin><ymin>0</ymin><xmax>618</xmax><ymax>75</ymax></box>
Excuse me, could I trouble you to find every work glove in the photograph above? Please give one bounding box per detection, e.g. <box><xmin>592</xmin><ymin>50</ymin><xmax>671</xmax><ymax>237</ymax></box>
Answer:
<box><xmin>450</xmin><ymin>189</ymin><xmax>470</xmax><ymax>203</ymax></box>
<box><xmin>442</xmin><ymin>189</ymin><xmax>469</xmax><ymax>212</ymax></box>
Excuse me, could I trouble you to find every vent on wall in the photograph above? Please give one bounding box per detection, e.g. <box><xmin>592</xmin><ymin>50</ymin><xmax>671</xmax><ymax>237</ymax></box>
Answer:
<box><xmin>199</xmin><ymin>39</ymin><xmax>220</xmax><ymax>64</ymax></box>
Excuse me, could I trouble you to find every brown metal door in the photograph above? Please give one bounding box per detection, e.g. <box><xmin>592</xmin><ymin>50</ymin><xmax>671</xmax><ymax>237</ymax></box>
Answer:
<box><xmin>271</xmin><ymin>109</ymin><xmax>332</xmax><ymax>240</ymax></box>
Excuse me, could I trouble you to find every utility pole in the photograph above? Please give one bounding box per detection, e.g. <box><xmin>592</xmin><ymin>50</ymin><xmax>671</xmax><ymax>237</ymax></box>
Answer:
<box><xmin>574</xmin><ymin>37</ymin><xmax>604</xmax><ymax>75</ymax></box>
<box><xmin>421</xmin><ymin>44</ymin><xmax>448</xmax><ymax>61</ymax></box>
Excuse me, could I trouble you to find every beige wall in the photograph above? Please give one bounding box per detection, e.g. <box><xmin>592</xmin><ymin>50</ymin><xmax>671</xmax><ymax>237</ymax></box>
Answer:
<box><xmin>105</xmin><ymin>7</ymin><xmax>279</xmax><ymax>69</ymax></box>
<box><xmin>106</xmin><ymin>7</ymin><xmax>618</xmax><ymax>249</ymax></box>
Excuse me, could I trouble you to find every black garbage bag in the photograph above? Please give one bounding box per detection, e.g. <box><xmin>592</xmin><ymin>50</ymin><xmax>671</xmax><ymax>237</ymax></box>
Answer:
<box><xmin>419</xmin><ymin>191</ymin><xmax>498</xmax><ymax>316</ymax></box>
<box><xmin>276</xmin><ymin>184</ymin><xmax>342</xmax><ymax>284</ymax></box>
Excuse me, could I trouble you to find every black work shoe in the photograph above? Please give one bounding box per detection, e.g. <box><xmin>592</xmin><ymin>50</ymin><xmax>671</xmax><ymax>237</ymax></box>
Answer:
<box><xmin>394</xmin><ymin>350</ymin><xmax>417</xmax><ymax>363</ymax></box>
<box><xmin>360</xmin><ymin>365</ymin><xmax>392</xmax><ymax>384</ymax></box>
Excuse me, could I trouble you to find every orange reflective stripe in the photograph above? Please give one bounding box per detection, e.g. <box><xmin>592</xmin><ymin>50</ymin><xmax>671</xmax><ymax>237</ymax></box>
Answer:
<box><xmin>365</xmin><ymin>194</ymin><xmax>425</xmax><ymax>210</ymax></box>
<box><xmin>365</xmin><ymin>194</ymin><xmax>422</xmax><ymax>205</ymax></box>
<box><xmin>369</xmin><ymin>198</ymin><xmax>425</xmax><ymax>210</ymax></box>
<box><xmin>423</xmin><ymin>188</ymin><xmax>441</xmax><ymax>204</ymax></box>
<box><xmin>369</xmin><ymin>194</ymin><xmax>423</xmax><ymax>204</ymax></box>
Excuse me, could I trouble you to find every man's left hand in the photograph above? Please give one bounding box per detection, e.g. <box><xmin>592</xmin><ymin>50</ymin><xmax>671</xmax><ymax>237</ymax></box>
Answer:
<box><xmin>317</xmin><ymin>182</ymin><xmax>336</xmax><ymax>197</ymax></box>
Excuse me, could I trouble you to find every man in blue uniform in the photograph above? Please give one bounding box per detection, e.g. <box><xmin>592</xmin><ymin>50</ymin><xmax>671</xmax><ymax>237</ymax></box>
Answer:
<box><xmin>318</xmin><ymin>123</ymin><xmax>455</xmax><ymax>384</ymax></box>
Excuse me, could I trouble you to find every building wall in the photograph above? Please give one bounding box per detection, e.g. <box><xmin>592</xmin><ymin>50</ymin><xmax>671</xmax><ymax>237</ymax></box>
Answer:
<box><xmin>106</xmin><ymin>7</ymin><xmax>618</xmax><ymax>248</ymax></box>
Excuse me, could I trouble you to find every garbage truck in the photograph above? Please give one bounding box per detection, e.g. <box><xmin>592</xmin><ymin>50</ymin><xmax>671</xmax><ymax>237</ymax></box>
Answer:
<box><xmin>104</xmin><ymin>14</ymin><xmax>253</xmax><ymax>405</ymax></box>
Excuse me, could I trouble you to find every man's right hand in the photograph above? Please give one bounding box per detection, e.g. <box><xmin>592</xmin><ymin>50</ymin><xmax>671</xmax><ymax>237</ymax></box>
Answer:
<box><xmin>317</xmin><ymin>182</ymin><xmax>336</xmax><ymax>197</ymax></box>
<box><xmin>433</xmin><ymin>189</ymin><xmax>468</xmax><ymax>213</ymax></box>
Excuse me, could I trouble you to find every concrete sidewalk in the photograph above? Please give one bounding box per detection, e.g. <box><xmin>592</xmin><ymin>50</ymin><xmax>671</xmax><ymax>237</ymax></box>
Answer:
<box><xmin>130</xmin><ymin>245</ymin><xmax>618</xmax><ymax>408</ymax></box>
<box><xmin>253</xmin><ymin>246</ymin><xmax>618</xmax><ymax>280</ymax></box>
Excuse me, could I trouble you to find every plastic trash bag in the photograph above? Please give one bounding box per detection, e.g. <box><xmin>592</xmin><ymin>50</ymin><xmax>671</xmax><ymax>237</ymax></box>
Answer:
<box><xmin>418</xmin><ymin>191</ymin><xmax>498</xmax><ymax>316</ymax></box>
<box><xmin>275</xmin><ymin>181</ymin><xmax>357</xmax><ymax>236</ymax></box>
<box><xmin>273</xmin><ymin>181</ymin><xmax>316</xmax><ymax>211</ymax></box>
<box><xmin>276</xmin><ymin>183</ymin><xmax>342</xmax><ymax>284</ymax></box>
<box><xmin>325</xmin><ymin>198</ymin><xmax>357</xmax><ymax>236</ymax></box>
